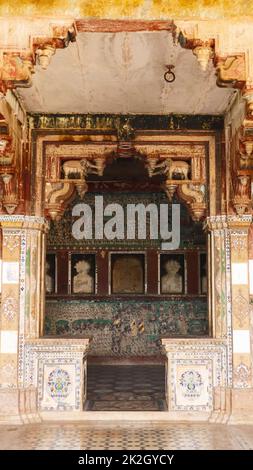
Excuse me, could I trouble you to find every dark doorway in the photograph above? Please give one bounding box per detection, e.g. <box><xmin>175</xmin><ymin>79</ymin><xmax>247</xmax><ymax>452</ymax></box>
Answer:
<box><xmin>85</xmin><ymin>364</ymin><xmax>166</xmax><ymax>411</ymax></box>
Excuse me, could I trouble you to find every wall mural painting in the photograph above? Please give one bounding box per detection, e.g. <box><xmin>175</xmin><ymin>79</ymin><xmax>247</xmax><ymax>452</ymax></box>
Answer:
<box><xmin>160</xmin><ymin>254</ymin><xmax>185</xmax><ymax>294</ymax></box>
<box><xmin>71</xmin><ymin>253</ymin><xmax>95</xmax><ymax>294</ymax></box>
<box><xmin>45</xmin><ymin>299</ymin><xmax>208</xmax><ymax>357</ymax></box>
<box><xmin>111</xmin><ymin>253</ymin><xmax>145</xmax><ymax>294</ymax></box>
<box><xmin>45</xmin><ymin>192</ymin><xmax>208</xmax><ymax>355</ymax></box>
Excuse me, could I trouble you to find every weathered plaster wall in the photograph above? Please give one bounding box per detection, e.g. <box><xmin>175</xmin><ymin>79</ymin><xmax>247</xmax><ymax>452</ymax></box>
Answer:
<box><xmin>0</xmin><ymin>1</ymin><xmax>251</xmax><ymax>19</ymax></box>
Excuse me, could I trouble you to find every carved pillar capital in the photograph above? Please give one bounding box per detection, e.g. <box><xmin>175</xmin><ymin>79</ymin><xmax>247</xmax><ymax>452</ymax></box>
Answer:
<box><xmin>206</xmin><ymin>214</ymin><xmax>252</xmax><ymax>231</ymax></box>
<box><xmin>0</xmin><ymin>214</ymin><xmax>49</xmax><ymax>232</ymax></box>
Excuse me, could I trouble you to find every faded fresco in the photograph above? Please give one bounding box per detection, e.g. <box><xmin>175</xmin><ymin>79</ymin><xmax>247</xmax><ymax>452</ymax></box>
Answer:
<box><xmin>45</xmin><ymin>298</ymin><xmax>208</xmax><ymax>356</ymax></box>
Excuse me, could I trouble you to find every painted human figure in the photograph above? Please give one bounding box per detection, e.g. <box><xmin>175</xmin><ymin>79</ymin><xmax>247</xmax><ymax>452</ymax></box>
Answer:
<box><xmin>45</xmin><ymin>261</ymin><xmax>54</xmax><ymax>294</ymax></box>
<box><xmin>161</xmin><ymin>259</ymin><xmax>183</xmax><ymax>293</ymax></box>
<box><xmin>73</xmin><ymin>260</ymin><xmax>94</xmax><ymax>293</ymax></box>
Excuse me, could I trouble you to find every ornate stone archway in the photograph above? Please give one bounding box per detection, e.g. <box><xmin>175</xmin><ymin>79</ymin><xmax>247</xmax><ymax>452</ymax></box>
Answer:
<box><xmin>0</xmin><ymin>13</ymin><xmax>253</xmax><ymax>422</ymax></box>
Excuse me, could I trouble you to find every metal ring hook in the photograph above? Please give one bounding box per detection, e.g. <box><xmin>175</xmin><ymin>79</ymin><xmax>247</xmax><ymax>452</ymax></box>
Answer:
<box><xmin>164</xmin><ymin>65</ymin><xmax>175</xmax><ymax>83</ymax></box>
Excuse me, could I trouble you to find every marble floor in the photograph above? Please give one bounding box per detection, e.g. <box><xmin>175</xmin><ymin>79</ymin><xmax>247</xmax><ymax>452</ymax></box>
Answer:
<box><xmin>0</xmin><ymin>422</ymin><xmax>253</xmax><ymax>450</ymax></box>
<box><xmin>86</xmin><ymin>365</ymin><xmax>166</xmax><ymax>411</ymax></box>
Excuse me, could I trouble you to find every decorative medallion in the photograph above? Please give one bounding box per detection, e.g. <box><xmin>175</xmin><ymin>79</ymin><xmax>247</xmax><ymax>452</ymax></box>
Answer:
<box><xmin>47</xmin><ymin>368</ymin><xmax>72</xmax><ymax>400</ymax></box>
<box><xmin>179</xmin><ymin>370</ymin><xmax>203</xmax><ymax>398</ymax></box>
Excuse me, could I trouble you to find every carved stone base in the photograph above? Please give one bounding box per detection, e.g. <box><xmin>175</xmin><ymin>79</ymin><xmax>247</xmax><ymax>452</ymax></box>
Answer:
<box><xmin>227</xmin><ymin>388</ymin><xmax>253</xmax><ymax>424</ymax></box>
<box><xmin>162</xmin><ymin>338</ymin><xmax>227</xmax><ymax>413</ymax></box>
<box><xmin>0</xmin><ymin>387</ymin><xmax>41</xmax><ymax>424</ymax></box>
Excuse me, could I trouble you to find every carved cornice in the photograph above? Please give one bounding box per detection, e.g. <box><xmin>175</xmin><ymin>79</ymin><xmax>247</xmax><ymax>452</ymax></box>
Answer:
<box><xmin>206</xmin><ymin>214</ymin><xmax>252</xmax><ymax>231</ymax></box>
<box><xmin>135</xmin><ymin>143</ymin><xmax>205</xmax><ymax>159</ymax></box>
<box><xmin>29</xmin><ymin>114</ymin><xmax>224</xmax><ymax>131</ymax></box>
<box><xmin>76</xmin><ymin>19</ymin><xmax>176</xmax><ymax>34</ymax></box>
<box><xmin>0</xmin><ymin>214</ymin><xmax>49</xmax><ymax>231</ymax></box>
<box><xmin>46</xmin><ymin>143</ymin><xmax>116</xmax><ymax>159</ymax></box>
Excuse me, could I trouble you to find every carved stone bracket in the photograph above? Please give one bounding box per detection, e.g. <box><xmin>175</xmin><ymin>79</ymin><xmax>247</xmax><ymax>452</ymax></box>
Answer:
<box><xmin>44</xmin><ymin>141</ymin><xmax>118</xmax><ymax>221</ymax></box>
<box><xmin>0</xmin><ymin>132</ymin><xmax>18</xmax><ymax>214</ymax></box>
<box><xmin>178</xmin><ymin>30</ymin><xmax>248</xmax><ymax>109</ymax></box>
<box><xmin>215</xmin><ymin>55</ymin><xmax>246</xmax><ymax>89</ymax></box>
<box><xmin>45</xmin><ymin>182</ymin><xmax>76</xmax><ymax>221</ymax></box>
<box><xmin>0</xmin><ymin>22</ymin><xmax>76</xmax><ymax>93</ymax></box>
<box><xmin>136</xmin><ymin>142</ymin><xmax>207</xmax><ymax>221</ymax></box>
<box><xmin>177</xmin><ymin>183</ymin><xmax>206</xmax><ymax>221</ymax></box>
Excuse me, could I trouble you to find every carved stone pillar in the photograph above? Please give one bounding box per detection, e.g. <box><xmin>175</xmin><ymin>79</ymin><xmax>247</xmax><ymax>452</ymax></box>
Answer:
<box><xmin>206</xmin><ymin>216</ymin><xmax>232</xmax><ymax>342</ymax></box>
<box><xmin>0</xmin><ymin>215</ymin><xmax>48</xmax><ymax>422</ymax></box>
<box><xmin>227</xmin><ymin>216</ymin><xmax>253</xmax><ymax>389</ymax></box>
<box><xmin>207</xmin><ymin>214</ymin><xmax>253</xmax><ymax>421</ymax></box>
<box><xmin>206</xmin><ymin>215</ymin><xmax>253</xmax><ymax>378</ymax></box>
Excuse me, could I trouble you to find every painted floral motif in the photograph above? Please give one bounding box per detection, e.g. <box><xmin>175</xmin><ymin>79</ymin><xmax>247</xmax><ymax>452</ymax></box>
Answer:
<box><xmin>3</xmin><ymin>234</ymin><xmax>20</xmax><ymax>252</ymax></box>
<box><xmin>47</xmin><ymin>368</ymin><xmax>72</xmax><ymax>400</ymax></box>
<box><xmin>2</xmin><ymin>296</ymin><xmax>18</xmax><ymax>321</ymax></box>
<box><xmin>179</xmin><ymin>370</ymin><xmax>203</xmax><ymax>398</ymax></box>
<box><xmin>233</xmin><ymin>293</ymin><xmax>249</xmax><ymax>327</ymax></box>
<box><xmin>234</xmin><ymin>363</ymin><xmax>251</xmax><ymax>388</ymax></box>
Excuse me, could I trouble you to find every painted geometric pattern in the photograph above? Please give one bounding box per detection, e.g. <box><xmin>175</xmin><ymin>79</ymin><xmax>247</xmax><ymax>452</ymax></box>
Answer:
<box><xmin>45</xmin><ymin>298</ymin><xmax>208</xmax><ymax>356</ymax></box>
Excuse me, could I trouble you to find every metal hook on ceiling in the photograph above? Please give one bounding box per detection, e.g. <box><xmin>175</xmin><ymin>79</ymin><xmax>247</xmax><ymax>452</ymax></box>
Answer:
<box><xmin>164</xmin><ymin>64</ymin><xmax>176</xmax><ymax>83</ymax></box>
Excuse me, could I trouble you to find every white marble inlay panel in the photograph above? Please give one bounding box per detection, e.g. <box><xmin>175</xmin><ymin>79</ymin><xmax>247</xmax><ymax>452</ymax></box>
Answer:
<box><xmin>233</xmin><ymin>330</ymin><xmax>251</xmax><ymax>353</ymax></box>
<box><xmin>249</xmin><ymin>260</ymin><xmax>253</xmax><ymax>295</ymax></box>
<box><xmin>2</xmin><ymin>262</ymin><xmax>19</xmax><ymax>284</ymax></box>
<box><xmin>0</xmin><ymin>331</ymin><xmax>18</xmax><ymax>353</ymax></box>
<box><xmin>231</xmin><ymin>263</ymin><xmax>248</xmax><ymax>285</ymax></box>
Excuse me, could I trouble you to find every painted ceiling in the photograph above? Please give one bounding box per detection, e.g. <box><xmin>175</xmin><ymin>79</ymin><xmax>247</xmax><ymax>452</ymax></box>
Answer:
<box><xmin>17</xmin><ymin>31</ymin><xmax>234</xmax><ymax>115</ymax></box>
